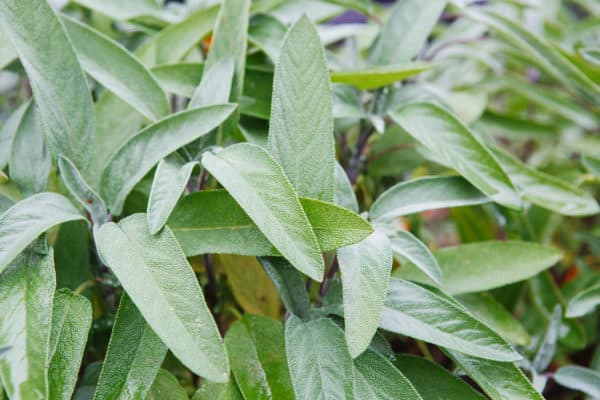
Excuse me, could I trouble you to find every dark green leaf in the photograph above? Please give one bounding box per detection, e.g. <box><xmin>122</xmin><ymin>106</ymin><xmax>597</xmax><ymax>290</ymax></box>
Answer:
<box><xmin>145</xmin><ymin>369</ymin><xmax>188</xmax><ymax>400</ymax></box>
<box><xmin>258</xmin><ymin>257</ymin><xmax>309</xmax><ymax>318</ymax></box>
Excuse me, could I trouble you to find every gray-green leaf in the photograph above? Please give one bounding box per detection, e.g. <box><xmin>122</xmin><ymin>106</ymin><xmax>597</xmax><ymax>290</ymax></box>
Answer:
<box><xmin>566</xmin><ymin>283</ymin><xmax>600</xmax><ymax>318</ymax></box>
<box><xmin>386</xmin><ymin>228</ymin><xmax>442</xmax><ymax>285</ymax></box>
<box><xmin>331</xmin><ymin>63</ymin><xmax>433</xmax><ymax>90</ymax></box>
<box><xmin>553</xmin><ymin>366</ymin><xmax>600</xmax><ymax>398</ymax></box>
<box><xmin>258</xmin><ymin>257</ymin><xmax>309</xmax><ymax>318</ymax></box>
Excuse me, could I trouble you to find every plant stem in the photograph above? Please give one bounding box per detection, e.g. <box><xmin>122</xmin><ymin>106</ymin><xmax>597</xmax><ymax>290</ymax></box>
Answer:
<box><xmin>74</xmin><ymin>279</ymin><xmax>97</xmax><ymax>295</ymax></box>
<box><xmin>204</xmin><ymin>253</ymin><xmax>218</xmax><ymax>310</ymax></box>
<box><xmin>318</xmin><ymin>255</ymin><xmax>339</xmax><ymax>302</ymax></box>
<box><xmin>416</xmin><ymin>340</ymin><xmax>435</xmax><ymax>362</ymax></box>
<box><xmin>347</xmin><ymin>123</ymin><xmax>375</xmax><ymax>185</ymax></box>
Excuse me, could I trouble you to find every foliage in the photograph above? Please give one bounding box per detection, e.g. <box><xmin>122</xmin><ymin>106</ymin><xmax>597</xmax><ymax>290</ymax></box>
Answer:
<box><xmin>0</xmin><ymin>0</ymin><xmax>599</xmax><ymax>399</ymax></box>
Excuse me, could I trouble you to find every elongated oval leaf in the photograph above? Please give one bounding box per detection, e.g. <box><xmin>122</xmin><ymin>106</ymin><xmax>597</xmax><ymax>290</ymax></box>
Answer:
<box><xmin>334</xmin><ymin>161</ymin><xmax>358</xmax><ymax>213</ymax></box>
<box><xmin>225</xmin><ymin>315</ymin><xmax>294</xmax><ymax>400</ymax></box>
<box><xmin>566</xmin><ymin>283</ymin><xmax>600</xmax><ymax>318</ymax></box>
<box><xmin>147</xmin><ymin>158</ymin><xmax>197</xmax><ymax>234</ymax></box>
<box><xmin>0</xmin><ymin>101</ymin><xmax>28</xmax><ymax>170</ymax></box>
<box><xmin>285</xmin><ymin>316</ymin><xmax>355</xmax><ymax>399</ymax></box>
<box><xmin>70</xmin><ymin>0</ymin><xmax>177</xmax><ymax>23</ymax></box>
<box><xmin>257</xmin><ymin>257</ymin><xmax>309</xmax><ymax>318</ymax></box>
<box><xmin>152</xmin><ymin>63</ymin><xmax>204</xmax><ymax>97</ymax></box>
<box><xmin>0</xmin><ymin>193</ymin><xmax>85</xmax><ymax>275</ymax></box>
<box><xmin>389</xmin><ymin>102</ymin><xmax>521</xmax><ymax>209</ymax></box>
<box><xmin>94</xmin><ymin>294</ymin><xmax>167</xmax><ymax>400</ymax></box>
<box><xmin>395</xmin><ymin>241</ymin><xmax>563</xmax><ymax>294</ymax></box>
<box><xmin>146</xmin><ymin>369</ymin><xmax>188</xmax><ymax>400</ymax></box>
<box><xmin>95</xmin><ymin>214</ymin><xmax>228</xmax><ymax>382</ymax></box>
<box><xmin>380</xmin><ymin>279</ymin><xmax>521</xmax><ymax>361</ymax></box>
<box><xmin>61</xmin><ymin>15</ymin><xmax>169</xmax><ymax>121</ymax></box>
<box><xmin>268</xmin><ymin>15</ymin><xmax>335</xmax><ymax>202</ymax></box>
<box><xmin>193</xmin><ymin>380</ymin><xmax>243</xmax><ymax>400</ymax></box>
<box><xmin>386</xmin><ymin>228</ymin><xmax>442</xmax><ymax>284</ymax></box>
<box><xmin>189</xmin><ymin>59</ymin><xmax>234</xmax><ymax>108</ymax></box>
<box><xmin>48</xmin><ymin>289</ymin><xmax>92</xmax><ymax>400</ymax></box>
<box><xmin>337</xmin><ymin>230</ymin><xmax>392</xmax><ymax>358</ymax></box>
<box><xmin>0</xmin><ymin>0</ymin><xmax>94</xmax><ymax>171</ymax></box>
<box><xmin>0</xmin><ymin>245</ymin><xmax>55</xmax><ymax>400</ymax></box>
<box><xmin>169</xmin><ymin>190</ymin><xmax>372</xmax><ymax>257</ymax></box>
<box><xmin>202</xmin><ymin>143</ymin><xmax>324</xmax><ymax>281</ymax></box>
<box><xmin>370</xmin><ymin>176</ymin><xmax>489</xmax><ymax>222</ymax></box>
<box><xmin>553</xmin><ymin>366</ymin><xmax>600</xmax><ymax>398</ymax></box>
<box><xmin>100</xmin><ymin>104</ymin><xmax>235</xmax><ymax>214</ymax></box>
<box><xmin>445</xmin><ymin>350</ymin><xmax>543</xmax><ymax>400</ymax></box>
<box><xmin>248</xmin><ymin>14</ymin><xmax>287</xmax><ymax>62</ymax></box>
<box><xmin>331</xmin><ymin>63</ymin><xmax>433</xmax><ymax>90</ymax></box>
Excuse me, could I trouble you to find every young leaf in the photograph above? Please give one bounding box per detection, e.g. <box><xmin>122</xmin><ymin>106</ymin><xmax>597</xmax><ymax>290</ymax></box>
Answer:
<box><xmin>285</xmin><ymin>316</ymin><xmax>355</xmax><ymax>399</ymax></box>
<box><xmin>0</xmin><ymin>193</ymin><xmax>85</xmax><ymax>275</ymax></box>
<box><xmin>553</xmin><ymin>366</ymin><xmax>600</xmax><ymax>398</ymax></box>
<box><xmin>331</xmin><ymin>63</ymin><xmax>433</xmax><ymax>90</ymax></box>
<box><xmin>189</xmin><ymin>59</ymin><xmax>234</xmax><ymax>108</ymax></box>
<box><xmin>394</xmin><ymin>354</ymin><xmax>487</xmax><ymax>400</ymax></box>
<box><xmin>0</xmin><ymin>245</ymin><xmax>55</xmax><ymax>400</ymax></box>
<box><xmin>445</xmin><ymin>350</ymin><xmax>544</xmax><ymax>400</ymax></box>
<box><xmin>386</xmin><ymin>228</ymin><xmax>442</xmax><ymax>285</ymax></box>
<box><xmin>202</xmin><ymin>143</ymin><xmax>324</xmax><ymax>281</ymax></box>
<box><xmin>0</xmin><ymin>101</ymin><xmax>28</xmax><ymax>170</ymax></box>
<box><xmin>48</xmin><ymin>289</ymin><xmax>92</xmax><ymax>400</ymax></box>
<box><xmin>61</xmin><ymin>15</ymin><xmax>170</xmax><ymax>121</ymax></box>
<box><xmin>169</xmin><ymin>190</ymin><xmax>372</xmax><ymax>257</ymax></box>
<box><xmin>395</xmin><ymin>241</ymin><xmax>563</xmax><ymax>294</ymax></box>
<box><xmin>369</xmin><ymin>176</ymin><xmax>490</xmax><ymax>222</ymax></box>
<box><xmin>389</xmin><ymin>102</ymin><xmax>521</xmax><ymax>209</ymax></box>
<box><xmin>268</xmin><ymin>15</ymin><xmax>335</xmax><ymax>202</ymax></box>
<box><xmin>8</xmin><ymin>100</ymin><xmax>50</xmax><ymax>196</ymax></box>
<box><xmin>100</xmin><ymin>104</ymin><xmax>235</xmax><ymax>214</ymax></box>
<box><xmin>147</xmin><ymin>158</ymin><xmax>197</xmax><ymax>234</ymax></box>
<box><xmin>566</xmin><ymin>283</ymin><xmax>600</xmax><ymax>318</ymax></box>
<box><xmin>225</xmin><ymin>315</ymin><xmax>294</xmax><ymax>400</ymax></box>
<box><xmin>367</xmin><ymin>0</ymin><xmax>447</xmax><ymax>65</ymax></box>
<box><xmin>337</xmin><ymin>230</ymin><xmax>392</xmax><ymax>358</ymax></box>
<box><xmin>353</xmin><ymin>349</ymin><xmax>423</xmax><ymax>400</ymax></box>
<box><xmin>95</xmin><ymin>214</ymin><xmax>228</xmax><ymax>382</ymax></box>
<box><xmin>94</xmin><ymin>294</ymin><xmax>167</xmax><ymax>400</ymax></box>
<box><xmin>380</xmin><ymin>279</ymin><xmax>521</xmax><ymax>362</ymax></box>
<box><xmin>257</xmin><ymin>257</ymin><xmax>310</xmax><ymax>318</ymax></box>
<box><xmin>146</xmin><ymin>369</ymin><xmax>188</xmax><ymax>400</ymax></box>
<box><xmin>0</xmin><ymin>0</ymin><xmax>94</xmax><ymax>171</ymax></box>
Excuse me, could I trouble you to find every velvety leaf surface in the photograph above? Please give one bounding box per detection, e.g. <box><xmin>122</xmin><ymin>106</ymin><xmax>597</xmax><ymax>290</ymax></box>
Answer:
<box><xmin>248</xmin><ymin>14</ymin><xmax>287</xmax><ymax>62</ymax></box>
<box><xmin>95</xmin><ymin>214</ymin><xmax>228</xmax><ymax>382</ymax></box>
<box><xmin>333</xmin><ymin>161</ymin><xmax>358</xmax><ymax>213</ymax></box>
<box><xmin>152</xmin><ymin>63</ymin><xmax>203</xmax><ymax>97</ymax></box>
<box><xmin>189</xmin><ymin>59</ymin><xmax>234</xmax><ymax>108</ymax></box>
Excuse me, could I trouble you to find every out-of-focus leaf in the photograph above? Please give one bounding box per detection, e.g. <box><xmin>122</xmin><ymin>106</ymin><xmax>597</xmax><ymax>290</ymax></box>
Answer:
<box><xmin>192</xmin><ymin>380</ymin><xmax>243</xmax><ymax>400</ymax></box>
<box><xmin>566</xmin><ymin>283</ymin><xmax>600</xmax><ymax>318</ymax></box>
<box><xmin>532</xmin><ymin>305</ymin><xmax>561</xmax><ymax>373</ymax></box>
<box><xmin>380</xmin><ymin>278</ymin><xmax>521</xmax><ymax>361</ymax></box>
<box><xmin>145</xmin><ymin>369</ymin><xmax>188</xmax><ymax>400</ymax></box>
<box><xmin>582</xmin><ymin>154</ymin><xmax>600</xmax><ymax>179</ymax></box>
<box><xmin>258</xmin><ymin>257</ymin><xmax>309</xmax><ymax>318</ymax></box>
<box><xmin>395</xmin><ymin>241</ymin><xmax>563</xmax><ymax>294</ymax></box>
<box><xmin>333</xmin><ymin>161</ymin><xmax>358</xmax><ymax>213</ymax></box>
<box><xmin>151</xmin><ymin>63</ymin><xmax>203</xmax><ymax>97</ymax></box>
<box><xmin>553</xmin><ymin>366</ymin><xmax>600</xmax><ymax>398</ymax></box>
<box><xmin>0</xmin><ymin>0</ymin><xmax>94</xmax><ymax>171</ymax></box>
<box><xmin>386</xmin><ymin>228</ymin><xmax>442</xmax><ymax>285</ymax></box>
<box><xmin>70</xmin><ymin>0</ymin><xmax>177</xmax><ymax>23</ymax></box>
<box><xmin>248</xmin><ymin>14</ymin><xmax>287</xmax><ymax>62</ymax></box>
<box><xmin>389</xmin><ymin>102</ymin><xmax>521</xmax><ymax>209</ymax></box>
<box><xmin>0</xmin><ymin>102</ymin><xmax>28</xmax><ymax>170</ymax></box>
<box><xmin>95</xmin><ymin>214</ymin><xmax>228</xmax><ymax>382</ymax></box>
<box><xmin>268</xmin><ymin>15</ymin><xmax>334</xmax><ymax>202</ymax></box>
<box><xmin>331</xmin><ymin>63</ymin><xmax>433</xmax><ymax>90</ymax></box>
<box><xmin>189</xmin><ymin>59</ymin><xmax>234</xmax><ymax>108</ymax></box>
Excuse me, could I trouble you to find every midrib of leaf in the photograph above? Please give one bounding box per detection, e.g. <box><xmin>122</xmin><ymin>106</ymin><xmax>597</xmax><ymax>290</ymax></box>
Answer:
<box><xmin>171</xmin><ymin>224</ymin><xmax>254</xmax><ymax>232</ymax></box>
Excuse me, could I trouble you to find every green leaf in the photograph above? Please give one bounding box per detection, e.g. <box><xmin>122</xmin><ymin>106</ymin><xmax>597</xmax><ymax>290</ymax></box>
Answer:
<box><xmin>54</xmin><ymin>221</ymin><xmax>92</xmax><ymax>293</ymax></box>
<box><xmin>386</xmin><ymin>228</ymin><xmax>442</xmax><ymax>285</ymax></box>
<box><xmin>553</xmin><ymin>365</ymin><xmax>600</xmax><ymax>398</ymax></box>
<box><xmin>70</xmin><ymin>0</ymin><xmax>177</xmax><ymax>23</ymax></box>
<box><xmin>0</xmin><ymin>0</ymin><xmax>94</xmax><ymax>171</ymax></box>
<box><xmin>492</xmin><ymin>147</ymin><xmax>599</xmax><ymax>217</ymax></box>
<box><xmin>169</xmin><ymin>190</ymin><xmax>372</xmax><ymax>257</ymax></box>
<box><xmin>248</xmin><ymin>14</ymin><xmax>287</xmax><ymax>62</ymax></box>
<box><xmin>145</xmin><ymin>369</ymin><xmax>188</xmax><ymax>400</ymax></box>
<box><xmin>61</xmin><ymin>15</ymin><xmax>169</xmax><ymax>121</ymax></box>
<box><xmin>147</xmin><ymin>158</ymin><xmax>197</xmax><ymax>234</ymax></box>
<box><xmin>94</xmin><ymin>294</ymin><xmax>166</xmax><ymax>400</ymax></box>
<box><xmin>445</xmin><ymin>350</ymin><xmax>544</xmax><ymax>400</ymax></box>
<box><xmin>394</xmin><ymin>354</ymin><xmax>487</xmax><ymax>400</ymax></box>
<box><xmin>202</xmin><ymin>143</ymin><xmax>324</xmax><ymax>281</ymax></box>
<box><xmin>100</xmin><ymin>104</ymin><xmax>235</xmax><ymax>214</ymax></box>
<box><xmin>0</xmin><ymin>101</ymin><xmax>28</xmax><ymax>170</ymax></box>
<box><xmin>580</xmin><ymin>47</ymin><xmax>600</xmax><ymax>66</ymax></box>
<box><xmin>566</xmin><ymin>283</ymin><xmax>600</xmax><ymax>318</ymax></box>
<box><xmin>389</xmin><ymin>102</ymin><xmax>521</xmax><ymax>209</ymax></box>
<box><xmin>0</xmin><ymin>23</ymin><xmax>16</xmax><ymax>70</ymax></box>
<box><xmin>257</xmin><ymin>257</ymin><xmax>309</xmax><ymax>318</ymax></box>
<box><xmin>192</xmin><ymin>380</ymin><xmax>243</xmax><ymax>400</ymax></box>
<box><xmin>367</xmin><ymin>0</ymin><xmax>447</xmax><ymax>65</ymax></box>
<box><xmin>225</xmin><ymin>315</ymin><xmax>294</xmax><ymax>400</ymax></box>
<box><xmin>152</xmin><ymin>63</ymin><xmax>204</xmax><ymax>97</ymax></box>
<box><xmin>370</xmin><ymin>176</ymin><xmax>489</xmax><ymax>222</ymax></box>
<box><xmin>353</xmin><ymin>350</ymin><xmax>423</xmax><ymax>400</ymax></box>
<box><xmin>380</xmin><ymin>278</ymin><xmax>521</xmax><ymax>361</ymax></box>
<box><xmin>531</xmin><ymin>305</ymin><xmax>561</xmax><ymax>373</ymax></box>
<box><xmin>337</xmin><ymin>230</ymin><xmax>392</xmax><ymax>358</ymax></box>
<box><xmin>285</xmin><ymin>316</ymin><xmax>355</xmax><ymax>399</ymax></box>
<box><xmin>0</xmin><ymin>244</ymin><xmax>55</xmax><ymax>400</ymax></box>
<box><xmin>331</xmin><ymin>63</ymin><xmax>433</xmax><ymax>90</ymax></box>
<box><xmin>582</xmin><ymin>154</ymin><xmax>600</xmax><ymax>179</ymax></box>
<box><xmin>95</xmin><ymin>214</ymin><xmax>228</xmax><ymax>382</ymax></box>
<box><xmin>189</xmin><ymin>59</ymin><xmax>234</xmax><ymax>108</ymax></box>
<box><xmin>0</xmin><ymin>193</ymin><xmax>85</xmax><ymax>275</ymax></box>
<box><xmin>464</xmin><ymin>9</ymin><xmax>600</xmax><ymax>104</ymax></box>
<box><xmin>8</xmin><ymin>100</ymin><xmax>50</xmax><ymax>197</ymax></box>
<box><xmin>268</xmin><ymin>15</ymin><xmax>335</xmax><ymax>202</ymax></box>
<box><xmin>48</xmin><ymin>289</ymin><xmax>92</xmax><ymax>400</ymax></box>
<box><xmin>58</xmin><ymin>156</ymin><xmax>108</xmax><ymax>227</ymax></box>
<box><xmin>457</xmin><ymin>293</ymin><xmax>530</xmax><ymax>346</ymax></box>
<box><xmin>334</xmin><ymin>161</ymin><xmax>358</xmax><ymax>213</ymax></box>
<box><xmin>395</xmin><ymin>241</ymin><xmax>563</xmax><ymax>295</ymax></box>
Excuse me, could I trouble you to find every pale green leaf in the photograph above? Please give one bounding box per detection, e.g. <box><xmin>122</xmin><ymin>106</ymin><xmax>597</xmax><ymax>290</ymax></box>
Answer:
<box><xmin>258</xmin><ymin>257</ymin><xmax>309</xmax><ymax>318</ymax></box>
<box><xmin>532</xmin><ymin>305</ymin><xmax>561</xmax><ymax>373</ymax></box>
<box><xmin>337</xmin><ymin>230</ymin><xmax>392</xmax><ymax>358</ymax></box>
<box><xmin>331</xmin><ymin>63</ymin><xmax>433</xmax><ymax>90</ymax></box>
<box><xmin>151</xmin><ymin>63</ymin><xmax>203</xmax><ymax>97</ymax></box>
<box><xmin>248</xmin><ymin>14</ymin><xmax>287</xmax><ymax>62</ymax></box>
<box><xmin>334</xmin><ymin>161</ymin><xmax>358</xmax><ymax>213</ymax></box>
<box><xmin>0</xmin><ymin>0</ymin><xmax>94</xmax><ymax>171</ymax></box>
<box><xmin>70</xmin><ymin>0</ymin><xmax>177</xmax><ymax>23</ymax></box>
<box><xmin>566</xmin><ymin>283</ymin><xmax>600</xmax><ymax>318</ymax></box>
<box><xmin>145</xmin><ymin>369</ymin><xmax>188</xmax><ymax>400</ymax></box>
<box><xmin>192</xmin><ymin>380</ymin><xmax>243</xmax><ymax>400</ymax></box>
<box><xmin>285</xmin><ymin>316</ymin><xmax>355</xmax><ymax>400</ymax></box>
<box><xmin>582</xmin><ymin>154</ymin><xmax>600</xmax><ymax>179</ymax></box>
<box><xmin>553</xmin><ymin>366</ymin><xmax>600</xmax><ymax>398</ymax></box>
<box><xmin>268</xmin><ymin>15</ymin><xmax>335</xmax><ymax>202</ymax></box>
<box><xmin>380</xmin><ymin>278</ymin><xmax>521</xmax><ymax>361</ymax></box>
<box><xmin>48</xmin><ymin>289</ymin><xmax>92</xmax><ymax>400</ymax></box>
<box><xmin>202</xmin><ymin>143</ymin><xmax>324</xmax><ymax>281</ymax></box>
<box><xmin>0</xmin><ymin>23</ymin><xmax>17</xmax><ymax>70</ymax></box>
<box><xmin>189</xmin><ymin>59</ymin><xmax>234</xmax><ymax>108</ymax></box>
<box><xmin>389</xmin><ymin>102</ymin><xmax>521</xmax><ymax>209</ymax></box>
<box><xmin>95</xmin><ymin>214</ymin><xmax>228</xmax><ymax>382</ymax></box>
<box><xmin>395</xmin><ymin>241</ymin><xmax>563</xmax><ymax>294</ymax></box>
<box><xmin>0</xmin><ymin>102</ymin><xmax>28</xmax><ymax>170</ymax></box>
<box><xmin>386</xmin><ymin>228</ymin><xmax>442</xmax><ymax>285</ymax></box>
<box><xmin>0</xmin><ymin>193</ymin><xmax>85</xmax><ymax>275</ymax></box>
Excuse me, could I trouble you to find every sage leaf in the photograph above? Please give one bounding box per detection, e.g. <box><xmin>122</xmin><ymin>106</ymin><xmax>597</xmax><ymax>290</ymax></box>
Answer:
<box><xmin>258</xmin><ymin>257</ymin><xmax>310</xmax><ymax>318</ymax></box>
<box><xmin>331</xmin><ymin>63</ymin><xmax>433</xmax><ymax>90</ymax></box>
<box><xmin>386</xmin><ymin>228</ymin><xmax>442</xmax><ymax>285</ymax></box>
<box><xmin>553</xmin><ymin>366</ymin><xmax>600</xmax><ymax>398</ymax></box>
<box><xmin>0</xmin><ymin>101</ymin><xmax>28</xmax><ymax>170</ymax></box>
<box><xmin>566</xmin><ymin>283</ymin><xmax>600</xmax><ymax>318</ymax></box>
